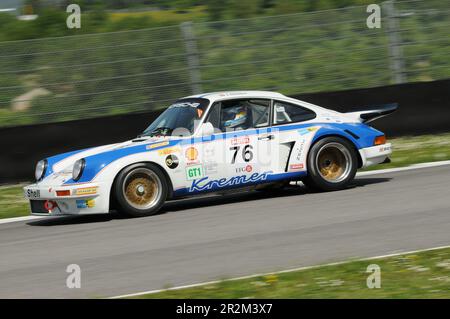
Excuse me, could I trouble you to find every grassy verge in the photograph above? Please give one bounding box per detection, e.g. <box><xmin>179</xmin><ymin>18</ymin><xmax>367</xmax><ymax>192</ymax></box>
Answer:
<box><xmin>137</xmin><ymin>247</ymin><xmax>450</xmax><ymax>298</ymax></box>
<box><xmin>0</xmin><ymin>133</ymin><xmax>449</xmax><ymax>220</ymax></box>
<box><xmin>364</xmin><ymin>132</ymin><xmax>450</xmax><ymax>171</ymax></box>
<box><xmin>108</xmin><ymin>6</ymin><xmax>207</xmax><ymax>24</ymax></box>
<box><xmin>0</xmin><ymin>185</ymin><xmax>29</xmax><ymax>219</ymax></box>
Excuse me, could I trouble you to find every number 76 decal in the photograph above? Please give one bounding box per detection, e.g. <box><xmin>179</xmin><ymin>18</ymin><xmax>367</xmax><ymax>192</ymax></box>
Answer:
<box><xmin>230</xmin><ymin>145</ymin><xmax>253</xmax><ymax>164</ymax></box>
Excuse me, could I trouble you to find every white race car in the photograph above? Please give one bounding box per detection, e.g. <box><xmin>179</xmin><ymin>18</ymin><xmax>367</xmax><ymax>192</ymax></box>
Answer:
<box><xmin>24</xmin><ymin>91</ymin><xmax>395</xmax><ymax>217</ymax></box>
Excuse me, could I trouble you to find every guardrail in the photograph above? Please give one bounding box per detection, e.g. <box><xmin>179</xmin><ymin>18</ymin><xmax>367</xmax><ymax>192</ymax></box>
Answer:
<box><xmin>0</xmin><ymin>78</ymin><xmax>449</xmax><ymax>183</ymax></box>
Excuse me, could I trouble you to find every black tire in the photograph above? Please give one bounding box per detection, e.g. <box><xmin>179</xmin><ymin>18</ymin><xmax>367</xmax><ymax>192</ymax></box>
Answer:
<box><xmin>303</xmin><ymin>136</ymin><xmax>357</xmax><ymax>192</ymax></box>
<box><xmin>114</xmin><ymin>163</ymin><xmax>168</xmax><ymax>217</ymax></box>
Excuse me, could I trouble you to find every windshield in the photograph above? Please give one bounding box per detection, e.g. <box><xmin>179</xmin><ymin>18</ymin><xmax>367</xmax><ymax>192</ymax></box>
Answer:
<box><xmin>141</xmin><ymin>98</ymin><xmax>210</xmax><ymax>137</ymax></box>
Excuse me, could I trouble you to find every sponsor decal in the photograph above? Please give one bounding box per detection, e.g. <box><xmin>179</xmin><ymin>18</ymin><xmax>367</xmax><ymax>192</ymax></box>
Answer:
<box><xmin>230</xmin><ymin>136</ymin><xmax>250</xmax><ymax>145</ymax></box>
<box><xmin>235</xmin><ymin>165</ymin><xmax>253</xmax><ymax>173</ymax></box>
<box><xmin>186</xmin><ymin>164</ymin><xmax>203</xmax><ymax>181</ymax></box>
<box><xmin>203</xmin><ymin>145</ymin><xmax>215</xmax><ymax>159</ymax></box>
<box><xmin>25</xmin><ymin>188</ymin><xmax>41</xmax><ymax>199</ymax></box>
<box><xmin>219</xmin><ymin>92</ymin><xmax>245</xmax><ymax>97</ymax></box>
<box><xmin>379</xmin><ymin>145</ymin><xmax>391</xmax><ymax>152</ymax></box>
<box><xmin>158</xmin><ymin>147</ymin><xmax>181</xmax><ymax>156</ymax></box>
<box><xmin>185</xmin><ymin>147</ymin><xmax>198</xmax><ymax>161</ymax></box>
<box><xmin>146</xmin><ymin>141</ymin><xmax>169</xmax><ymax>150</ymax></box>
<box><xmin>165</xmin><ymin>154</ymin><xmax>179</xmax><ymax>169</ymax></box>
<box><xmin>190</xmin><ymin>171</ymin><xmax>270</xmax><ymax>192</ymax></box>
<box><xmin>170</xmin><ymin>102</ymin><xmax>200</xmax><ymax>108</ymax></box>
<box><xmin>74</xmin><ymin>186</ymin><xmax>98</xmax><ymax>196</ymax></box>
<box><xmin>204</xmin><ymin>162</ymin><xmax>218</xmax><ymax>174</ymax></box>
<box><xmin>289</xmin><ymin>163</ymin><xmax>304</xmax><ymax>171</ymax></box>
<box><xmin>295</xmin><ymin>140</ymin><xmax>306</xmax><ymax>161</ymax></box>
<box><xmin>76</xmin><ymin>199</ymin><xmax>95</xmax><ymax>209</ymax></box>
<box><xmin>297</xmin><ymin>126</ymin><xmax>319</xmax><ymax>136</ymax></box>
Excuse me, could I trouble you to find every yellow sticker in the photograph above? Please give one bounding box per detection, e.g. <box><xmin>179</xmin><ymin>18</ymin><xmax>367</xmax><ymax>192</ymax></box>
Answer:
<box><xmin>185</xmin><ymin>147</ymin><xmax>198</xmax><ymax>161</ymax></box>
<box><xmin>86</xmin><ymin>199</ymin><xmax>95</xmax><ymax>208</ymax></box>
<box><xmin>75</xmin><ymin>187</ymin><xmax>98</xmax><ymax>195</ymax></box>
<box><xmin>146</xmin><ymin>141</ymin><xmax>169</xmax><ymax>150</ymax></box>
<box><xmin>158</xmin><ymin>147</ymin><xmax>181</xmax><ymax>156</ymax></box>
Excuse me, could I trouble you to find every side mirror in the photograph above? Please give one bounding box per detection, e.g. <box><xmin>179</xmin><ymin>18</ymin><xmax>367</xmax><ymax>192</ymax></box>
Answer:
<box><xmin>198</xmin><ymin>122</ymin><xmax>214</xmax><ymax>136</ymax></box>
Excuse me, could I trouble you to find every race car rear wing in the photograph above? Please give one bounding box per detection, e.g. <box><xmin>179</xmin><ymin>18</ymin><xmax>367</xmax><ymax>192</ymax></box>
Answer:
<box><xmin>345</xmin><ymin>103</ymin><xmax>398</xmax><ymax>123</ymax></box>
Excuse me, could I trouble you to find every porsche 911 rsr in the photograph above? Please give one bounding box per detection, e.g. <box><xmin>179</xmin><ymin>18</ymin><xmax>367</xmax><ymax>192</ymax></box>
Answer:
<box><xmin>24</xmin><ymin>91</ymin><xmax>395</xmax><ymax>217</ymax></box>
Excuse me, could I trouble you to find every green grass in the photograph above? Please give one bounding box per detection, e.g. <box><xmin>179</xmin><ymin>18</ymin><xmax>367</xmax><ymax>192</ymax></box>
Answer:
<box><xmin>0</xmin><ymin>0</ymin><xmax>448</xmax><ymax>127</ymax></box>
<box><xmin>0</xmin><ymin>133</ymin><xmax>449</xmax><ymax>220</ymax></box>
<box><xmin>364</xmin><ymin>132</ymin><xmax>450</xmax><ymax>171</ymax></box>
<box><xmin>108</xmin><ymin>6</ymin><xmax>207</xmax><ymax>23</ymax></box>
<box><xmin>137</xmin><ymin>247</ymin><xmax>450</xmax><ymax>298</ymax></box>
<box><xmin>0</xmin><ymin>185</ymin><xmax>29</xmax><ymax>219</ymax></box>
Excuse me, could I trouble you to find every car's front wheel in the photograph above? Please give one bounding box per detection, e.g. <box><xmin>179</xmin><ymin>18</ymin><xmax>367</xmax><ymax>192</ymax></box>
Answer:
<box><xmin>303</xmin><ymin>136</ymin><xmax>357</xmax><ymax>191</ymax></box>
<box><xmin>114</xmin><ymin>163</ymin><xmax>168</xmax><ymax>217</ymax></box>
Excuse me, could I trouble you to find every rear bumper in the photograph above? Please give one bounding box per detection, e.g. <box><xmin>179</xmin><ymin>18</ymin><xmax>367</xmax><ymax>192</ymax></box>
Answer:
<box><xmin>23</xmin><ymin>182</ymin><xmax>109</xmax><ymax>216</ymax></box>
<box><xmin>359</xmin><ymin>143</ymin><xmax>392</xmax><ymax>168</ymax></box>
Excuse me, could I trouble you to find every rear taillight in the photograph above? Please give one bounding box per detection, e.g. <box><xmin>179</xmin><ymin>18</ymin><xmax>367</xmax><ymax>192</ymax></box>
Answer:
<box><xmin>374</xmin><ymin>135</ymin><xmax>386</xmax><ymax>145</ymax></box>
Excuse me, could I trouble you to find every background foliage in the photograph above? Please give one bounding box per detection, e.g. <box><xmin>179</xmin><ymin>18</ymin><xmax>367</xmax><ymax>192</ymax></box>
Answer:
<box><xmin>0</xmin><ymin>0</ymin><xmax>448</xmax><ymax>127</ymax></box>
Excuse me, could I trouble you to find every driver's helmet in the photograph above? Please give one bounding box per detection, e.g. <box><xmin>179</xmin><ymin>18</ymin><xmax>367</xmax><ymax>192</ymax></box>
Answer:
<box><xmin>223</xmin><ymin>105</ymin><xmax>248</xmax><ymax>128</ymax></box>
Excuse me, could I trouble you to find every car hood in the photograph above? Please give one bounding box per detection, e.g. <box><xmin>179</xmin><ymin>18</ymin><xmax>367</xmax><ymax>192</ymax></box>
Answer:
<box><xmin>44</xmin><ymin>136</ymin><xmax>175</xmax><ymax>181</ymax></box>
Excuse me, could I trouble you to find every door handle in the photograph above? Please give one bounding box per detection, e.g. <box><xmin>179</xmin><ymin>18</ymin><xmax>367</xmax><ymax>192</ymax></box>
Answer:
<box><xmin>258</xmin><ymin>134</ymin><xmax>274</xmax><ymax>141</ymax></box>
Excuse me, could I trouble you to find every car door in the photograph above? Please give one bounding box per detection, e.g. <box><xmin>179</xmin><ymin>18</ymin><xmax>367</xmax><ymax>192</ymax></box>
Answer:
<box><xmin>188</xmin><ymin>98</ymin><xmax>272</xmax><ymax>193</ymax></box>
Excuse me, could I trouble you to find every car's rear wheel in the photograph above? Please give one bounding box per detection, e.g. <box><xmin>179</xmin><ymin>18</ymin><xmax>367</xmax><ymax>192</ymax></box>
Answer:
<box><xmin>303</xmin><ymin>136</ymin><xmax>357</xmax><ymax>191</ymax></box>
<box><xmin>114</xmin><ymin>163</ymin><xmax>167</xmax><ymax>217</ymax></box>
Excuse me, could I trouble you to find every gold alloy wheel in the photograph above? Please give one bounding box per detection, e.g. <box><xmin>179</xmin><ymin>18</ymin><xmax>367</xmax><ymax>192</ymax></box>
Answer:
<box><xmin>122</xmin><ymin>168</ymin><xmax>162</xmax><ymax>210</ymax></box>
<box><xmin>316</xmin><ymin>142</ymin><xmax>352</xmax><ymax>183</ymax></box>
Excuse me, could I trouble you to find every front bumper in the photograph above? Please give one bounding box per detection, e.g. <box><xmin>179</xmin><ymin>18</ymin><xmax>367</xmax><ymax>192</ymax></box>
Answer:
<box><xmin>359</xmin><ymin>143</ymin><xmax>392</xmax><ymax>168</ymax></box>
<box><xmin>23</xmin><ymin>182</ymin><xmax>109</xmax><ymax>216</ymax></box>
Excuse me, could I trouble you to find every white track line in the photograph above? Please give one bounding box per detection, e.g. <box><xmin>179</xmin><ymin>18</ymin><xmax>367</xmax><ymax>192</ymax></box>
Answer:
<box><xmin>1</xmin><ymin>160</ymin><xmax>450</xmax><ymax>226</ymax></box>
<box><xmin>356</xmin><ymin>160</ymin><xmax>450</xmax><ymax>176</ymax></box>
<box><xmin>0</xmin><ymin>215</ymin><xmax>41</xmax><ymax>225</ymax></box>
<box><xmin>109</xmin><ymin>244</ymin><xmax>450</xmax><ymax>299</ymax></box>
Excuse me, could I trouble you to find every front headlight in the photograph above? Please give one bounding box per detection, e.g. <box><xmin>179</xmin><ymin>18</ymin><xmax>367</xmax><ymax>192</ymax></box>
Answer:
<box><xmin>72</xmin><ymin>158</ymin><xmax>86</xmax><ymax>181</ymax></box>
<box><xmin>35</xmin><ymin>159</ymin><xmax>48</xmax><ymax>181</ymax></box>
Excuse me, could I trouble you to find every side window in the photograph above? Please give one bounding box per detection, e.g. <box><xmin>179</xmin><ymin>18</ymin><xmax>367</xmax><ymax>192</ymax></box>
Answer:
<box><xmin>249</xmin><ymin>99</ymin><xmax>270</xmax><ymax>128</ymax></box>
<box><xmin>273</xmin><ymin>101</ymin><xmax>316</xmax><ymax>125</ymax></box>
<box><xmin>206</xmin><ymin>99</ymin><xmax>270</xmax><ymax>132</ymax></box>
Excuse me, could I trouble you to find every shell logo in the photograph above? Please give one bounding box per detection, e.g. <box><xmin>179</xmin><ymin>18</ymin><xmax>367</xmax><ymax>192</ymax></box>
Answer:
<box><xmin>185</xmin><ymin>147</ymin><xmax>198</xmax><ymax>161</ymax></box>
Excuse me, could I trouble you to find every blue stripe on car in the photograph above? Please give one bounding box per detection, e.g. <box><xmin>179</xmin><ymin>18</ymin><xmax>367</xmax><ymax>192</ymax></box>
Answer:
<box><xmin>62</xmin><ymin>122</ymin><xmax>382</xmax><ymax>185</ymax></box>
<box><xmin>45</xmin><ymin>148</ymin><xmax>91</xmax><ymax>178</ymax></box>
<box><xmin>173</xmin><ymin>171</ymin><xmax>307</xmax><ymax>196</ymax></box>
<box><xmin>63</xmin><ymin>141</ymin><xmax>179</xmax><ymax>184</ymax></box>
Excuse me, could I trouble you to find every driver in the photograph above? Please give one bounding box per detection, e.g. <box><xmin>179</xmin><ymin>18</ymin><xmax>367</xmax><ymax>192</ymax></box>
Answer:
<box><xmin>223</xmin><ymin>104</ymin><xmax>249</xmax><ymax>130</ymax></box>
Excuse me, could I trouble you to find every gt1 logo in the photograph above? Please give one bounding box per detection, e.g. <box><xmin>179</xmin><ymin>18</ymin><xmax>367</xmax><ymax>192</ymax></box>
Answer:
<box><xmin>66</xmin><ymin>4</ymin><xmax>81</xmax><ymax>29</ymax></box>
<box><xmin>66</xmin><ymin>264</ymin><xmax>81</xmax><ymax>289</ymax></box>
<box><xmin>366</xmin><ymin>4</ymin><xmax>381</xmax><ymax>29</ymax></box>
<box><xmin>186</xmin><ymin>165</ymin><xmax>203</xmax><ymax>181</ymax></box>
<box><xmin>366</xmin><ymin>264</ymin><xmax>381</xmax><ymax>288</ymax></box>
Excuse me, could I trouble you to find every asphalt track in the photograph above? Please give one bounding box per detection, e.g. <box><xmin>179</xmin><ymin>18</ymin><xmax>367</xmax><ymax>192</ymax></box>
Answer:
<box><xmin>0</xmin><ymin>165</ymin><xmax>449</xmax><ymax>298</ymax></box>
